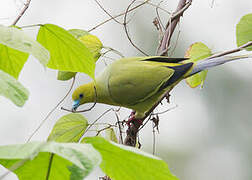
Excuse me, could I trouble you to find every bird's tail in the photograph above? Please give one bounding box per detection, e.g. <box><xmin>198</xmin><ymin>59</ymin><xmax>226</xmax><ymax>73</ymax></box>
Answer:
<box><xmin>187</xmin><ymin>54</ymin><xmax>252</xmax><ymax>77</ymax></box>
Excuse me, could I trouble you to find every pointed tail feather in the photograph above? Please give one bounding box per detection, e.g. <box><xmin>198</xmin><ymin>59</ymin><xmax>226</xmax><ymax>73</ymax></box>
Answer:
<box><xmin>188</xmin><ymin>54</ymin><xmax>252</xmax><ymax>77</ymax></box>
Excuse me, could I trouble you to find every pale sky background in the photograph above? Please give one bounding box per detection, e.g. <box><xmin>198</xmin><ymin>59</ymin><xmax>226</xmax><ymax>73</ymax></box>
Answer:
<box><xmin>0</xmin><ymin>0</ymin><xmax>252</xmax><ymax>180</ymax></box>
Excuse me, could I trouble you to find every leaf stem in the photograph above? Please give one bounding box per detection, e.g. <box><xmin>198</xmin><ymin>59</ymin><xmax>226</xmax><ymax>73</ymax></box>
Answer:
<box><xmin>46</xmin><ymin>154</ymin><xmax>54</xmax><ymax>180</ymax></box>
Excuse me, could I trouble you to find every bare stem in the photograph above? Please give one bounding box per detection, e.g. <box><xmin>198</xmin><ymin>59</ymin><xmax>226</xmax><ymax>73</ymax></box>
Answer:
<box><xmin>208</xmin><ymin>41</ymin><xmax>252</xmax><ymax>59</ymax></box>
<box><xmin>88</xmin><ymin>0</ymin><xmax>149</xmax><ymax>32</ymax></box>
<box><xmin>123</xmin><ymin>0</ymin><xmax>149</xmax><ymax>56</ymax></box>
<box><xmin>93</xmin><ymin>0</ymin><xmax>122</xmax><ymax>25</ymax></box>
<box><xmin>12</xmin><ymin>0</ymin><xmax>32</xmax><ymax>26</ymax></box>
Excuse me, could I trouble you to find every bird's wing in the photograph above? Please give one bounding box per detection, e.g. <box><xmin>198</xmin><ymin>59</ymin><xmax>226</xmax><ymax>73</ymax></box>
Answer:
<box><xmin>107</xmin><ymin>57</ymin><xmax>193</xmax><ymax>105</ymax></box>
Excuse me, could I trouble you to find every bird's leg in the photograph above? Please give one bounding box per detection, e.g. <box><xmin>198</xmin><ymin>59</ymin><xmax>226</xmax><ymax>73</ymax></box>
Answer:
<box><xmin>124</xmin><ymin>111</ymin><xmax>143</xmax><ymax>146</ymax></box>
<box><xmin>126</xmin><ymin>111</ymin><xmax>143</xmax><ymax>127</ymax></box>
<box><xmin>126</xmin><ymin>111</ymin><xmax>136</xmax><ymax>126</ymax></box>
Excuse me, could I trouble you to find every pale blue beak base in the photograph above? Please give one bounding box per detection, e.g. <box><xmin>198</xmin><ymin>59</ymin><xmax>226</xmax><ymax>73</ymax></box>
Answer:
<box><xmin>72</xmin><ymin>99</ymin><xmax>80</xmax><ymax>111</ymax></box>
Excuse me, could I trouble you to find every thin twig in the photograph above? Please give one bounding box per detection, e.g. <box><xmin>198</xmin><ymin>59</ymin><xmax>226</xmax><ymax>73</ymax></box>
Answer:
<box><xmin>79</xmin><ymin>108</ymin><xmax>116</xmax><ymax>142</ymax></box>
<box><xmin>152</xmin><ymin>122</ymin><xmax>156</xmax><ymax>155</ymax></box>
<box><xmin>93</xmin><ymin>0</ymin><xmax>122</xmax><ymax>25</ymax></box>
<box><xmin>101</xmin><ymin>55</ymin><xmax>117</xmax><ymax>62</ymax></box>
<box><xmin>26</xmin><ymin>77</ymin><xmax>76</xmax><ymax>142</ymax></box>
<box><xmin>207</xmin><ymin>41</ymin><xmax>252</xmax><ymax>59</ymax></box>
<box><xmin>102</xmin><ymin>46</ymin><xmax>125</xmax><ymax>57</ymax></box>
<box><xmin>146</xmin><ymin>1</ymin><xmax>171</xmax><ymax>15</ymax></box>
<box><xmin>123</xmin><ymin>0</ymin><xmax>149</xmax><ymax>56</ymax></box>
<box><xmin>88</xmin><ymin>1</ymin><xmax>149</xmax><ymax>32</ymax></box>
<box><xmin>12</xmin><ymin>0</ymin><xmax>32</xmax><ymax>25</ymax></box>
<box><xmin>138</xmin><ymin>113</ymin><xmax>153</xmax><ymax>131</ymax></box>
<box><xmin>155</xmin><ymin>0</ymin><xmax>165</xmax><ymax>31</ymax></box>
<box><xmin>152</xmin><ymin>104</ymin><xmax>178</xmax><ymax>115</ymax></box>
<box><xmin>114</xmin><ymin>110</ymin><xmax>123</xmax><ymax>144</ymax></box>
<box><xmin>96</xmin><ymin>124</ymin><xmax>116</xmax><ymax>136</ymax></box>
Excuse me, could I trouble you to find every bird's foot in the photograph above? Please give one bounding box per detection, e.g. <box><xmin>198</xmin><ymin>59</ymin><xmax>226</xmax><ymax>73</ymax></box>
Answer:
<box><xmin>126</xmin><ymin>111</ymin><xmax>143</xmax><ymax>127</ymax></box>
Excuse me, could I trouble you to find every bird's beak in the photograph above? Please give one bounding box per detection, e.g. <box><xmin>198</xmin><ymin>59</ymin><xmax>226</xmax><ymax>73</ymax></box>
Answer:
<box><xmin>72</xmin><ymin>99</ymin><xmax>80</xmax><ymax>111</ymax></box>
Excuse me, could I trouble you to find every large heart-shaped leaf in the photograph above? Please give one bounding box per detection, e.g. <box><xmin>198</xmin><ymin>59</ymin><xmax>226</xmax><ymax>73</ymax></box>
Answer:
<box><xmin>84</xmin><ymin>137</ymin><xmax>178</xmax><ymax>180</ymax></box>
<box><xmin>0</xmin><ymin>141</ymin><xmax>101</xmax><ymax>180</ymax></box>
<box><xmin>48</xmin><ymin>113</ymin><xmax>88</xmax><ymax>143</ymax></box>
<box><xmin>37</xmin><ymin>24</ymin><xmax>95</xmax><ymax>79</ymax></box>
<box><xmin>57</xmin><ymin>29</ymin><xmax>103</xmax><ymax>81</ymax></box>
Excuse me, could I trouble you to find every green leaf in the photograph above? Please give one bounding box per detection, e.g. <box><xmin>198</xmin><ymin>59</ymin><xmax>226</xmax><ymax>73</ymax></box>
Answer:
<box><xmin>57</xmin><ymin>71</ymin><xmax>77</xmax><ymax>81</ymax></box>
<box><xmin>0</xmin><ymin>141</ymin><xmax>101</xmax><ymax>180</ymax></box>
<box><xmin>84</xmin><ymin>137</ymin><xmax>178</xmax><ymax>180</ymax></box>
<box><xmin>105</xmin><ymin>128</ymin><xmax>118</xmax><ymax>143</ymax></box>
<box><xmin>0</xmin><ymin>70</ymin><xmax>29</xmax><ymax>107</ymax></box>
<box><xmin>185</xmin><ymin>42</ymin><xmax>212</xmax><ymax>88</ymax></box>
<box><xmin>57</xmin><ymin>29</ymin><xmax>103</xmax><ymax>81</ymax></box>
<box><xmin>37</xmin><ymin>24</ymin><xmax>95</xmax><ymax>79</ymax></box>
<box><xmin>236</xmin><ymin>13</ymin><xmax>252</xmax><ymax>51</ymax></box>
<box><xmin>0</xmin><ymin>44</ymin><xmax>29</xmax><ymax>79</ymax></box>
<box><xmin>0</xmin><ymin>25</ymin><xmax>49</xmax><ymax>67</ymax></box>
<box><xmin>48</xmin><ymin>113</ymin><xmax>88</xmax><ymax>143</ymax></box>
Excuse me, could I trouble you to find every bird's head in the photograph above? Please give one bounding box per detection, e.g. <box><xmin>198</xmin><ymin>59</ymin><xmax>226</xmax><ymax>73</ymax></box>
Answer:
<box><xmin>71</xmin><ymin>83</ymin><xmax>95</xmax><ymax>111</ymax></box>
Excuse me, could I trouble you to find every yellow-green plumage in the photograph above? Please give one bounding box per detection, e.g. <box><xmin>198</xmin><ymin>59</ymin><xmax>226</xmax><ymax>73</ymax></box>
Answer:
<box><xmin>72</xmin><ymin>56</ymin><xmax>194</xmax><ymax>118</ymax></box>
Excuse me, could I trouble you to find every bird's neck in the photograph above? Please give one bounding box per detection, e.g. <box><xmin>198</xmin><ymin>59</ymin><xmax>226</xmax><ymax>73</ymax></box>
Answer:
<box><xmin>82</xmin><ymin>82</ymin><xmax>96</xmax><ymax>103</ymax></box>
<box><xmin>83</xmin><ymin>81</ymin><xmax>117</xmax><ymax>106</ymax></box>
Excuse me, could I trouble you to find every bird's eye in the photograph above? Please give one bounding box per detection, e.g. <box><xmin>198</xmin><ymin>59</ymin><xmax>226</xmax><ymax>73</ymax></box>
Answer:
<box><xmin>79</xmin><ymin>94</ymin><xmax>84</xmax><ymax>99</ymax></box>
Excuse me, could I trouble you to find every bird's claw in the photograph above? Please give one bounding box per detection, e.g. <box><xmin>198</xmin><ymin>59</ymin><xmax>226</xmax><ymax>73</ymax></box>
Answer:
<box><xmin>126</xmin><ymin>111</ymin><xmax>143</xmax><ymax>127</ymax></box>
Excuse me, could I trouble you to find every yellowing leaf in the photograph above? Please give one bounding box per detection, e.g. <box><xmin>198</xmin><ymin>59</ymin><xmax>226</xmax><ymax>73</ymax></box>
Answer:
<box><xmin>185</xmin><ymin>42</ymin><xmax>212</xmax><ymax>88</ymax></box>
<box><xmin>37</xmin><ymin>24</ymin><xmax>95</xmax><ymax>79</ymax></box>
<box><xmin>57</xmin><ymin>29</ymin><xmax>103</xmax><ymax>81</ymax></box>
<box><xmin>236</xmin><ymin>13</ymin><xmax>252</xmax><ymax>51</ymax></box>
<box><xmin>79</xmin><ymin>34</ymin><xmax>103</xmax><ymax>61</ymax></box>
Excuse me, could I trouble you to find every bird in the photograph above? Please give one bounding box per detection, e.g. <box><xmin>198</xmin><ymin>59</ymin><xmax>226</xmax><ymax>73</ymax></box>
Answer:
<box><xmin>71</xmin><ymin>55</ymin><xmax>250</xmax><ymax>122</ymax></box>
